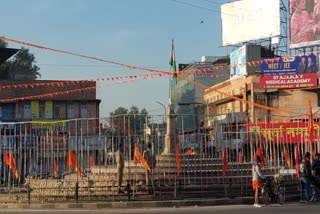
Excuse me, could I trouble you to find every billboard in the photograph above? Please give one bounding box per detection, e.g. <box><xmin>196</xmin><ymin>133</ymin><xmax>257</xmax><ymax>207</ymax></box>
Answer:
<box><xmin>261</xmin><ymin>53</ymin><xmax>318</xmax><ymax>74</ymax></box>
<box><xmin>289</xmin><ymin>0</ymin><xmax>320</xmax><ymax>48</ymax></box>
<box><xmin>221</xmin><ymin>0</ymin><xmax>280</xmax><ymax>46</ymax></box>
<box><xmin>230</xmin><ymin>45</ymin><xmax>247</xmax><ymax>80</ymax></box>
<box><xmin>260</xmin><ymin>73</ymin><xmax>318</xmax><ymax>89</ymax></box>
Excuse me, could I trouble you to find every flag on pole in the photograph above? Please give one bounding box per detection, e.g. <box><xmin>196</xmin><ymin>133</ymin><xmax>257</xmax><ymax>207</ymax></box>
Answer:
<box><xmin>89</xmin><ymin>156</ymin><xmax>94</xmax><ymax>167</ymax></box>
<box><xmin>222</xmin><ymin>145</ymin><xmax>228</xmax><ymax>176</ymax></box>
<box><xmin>308</xmin><ymin>100</ymin><xmax>314</xmax><ymax>144</ymax></box>
<box><xmin>295</xmin><ymin>145</ymin><xmax>300</xmax><ymax>177</ymax></box>
<box><xmin>175</xmin><ymin>143</ymin><xmax>181</xmax><ymax>176</ymax></box>
<box><xmin>67</xmin><ymin>149</ymin><xmax>81</xmax><ymax>176</ymax></box>
<box><xmin>54</xmin><ymin>159</ymin><xmax>58</xmax><ymax>177</ymax></box>
<box><xmin>4</xmin><ymin>151</ymin><xmax>19</xmax><ymax>179</ymax></box>
<box><xmin>133</xmin><ymin>144</ymin><xmax>151</xmax><ymax>171</ymax></box>
<box><xmin>169</xmin><ymin>39</ymin><xmax>177</xmax><ymax>72</ymax></box>
<box><xmin>283</xmin><ymin>146</ymin><xmax>291</xmax><ymax>168</ymax></box>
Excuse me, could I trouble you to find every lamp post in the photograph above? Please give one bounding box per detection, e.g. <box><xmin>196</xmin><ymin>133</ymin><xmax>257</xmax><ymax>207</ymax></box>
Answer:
<box><xmin>156</xmin><ymin>101</ymin><xmax>166</xmax><ymax>116</ymax></box>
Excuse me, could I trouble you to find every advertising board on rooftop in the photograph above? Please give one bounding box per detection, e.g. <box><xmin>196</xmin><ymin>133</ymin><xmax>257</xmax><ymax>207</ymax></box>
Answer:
<box><xmin>221</xmin><ymin>0</ymin><xmax>280</xmax><ymax>46</ymax></box>
<box><xmin>289</xmin><ymin>0</ymin><xmax>320</xmax><ymax>48</ymax></box>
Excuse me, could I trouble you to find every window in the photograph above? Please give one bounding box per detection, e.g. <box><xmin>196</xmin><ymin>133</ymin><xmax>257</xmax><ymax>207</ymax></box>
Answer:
<box><xmin>54</xmin><ymin>104</ymin><xmax>62</xmax><ymax>119</ymax></box>
<box><xmin>67</xmin><ymin>103</ymin><xmax>74</xmax><ymax>119</ymax></box>
<box><xmin>24</xmin><ymin>102</ymin><xmax>31</xmax><ymax>120</ymax></box>
<box><xmin>39</xmin><ymin>101</ymin><xmax>45</xmax><ymax>119</ymax></box>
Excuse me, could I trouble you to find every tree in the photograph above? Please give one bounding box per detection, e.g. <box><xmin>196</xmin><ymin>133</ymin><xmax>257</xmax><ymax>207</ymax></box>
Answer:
<box><xmin>0</xmin><ymin>37</ymin><xmax>40</xmax><ymax>80</ymax></box>
<box><xmin>109</xmin><ymin>106</ymin><xmax>148</xmax><ymax>134</ymax></box>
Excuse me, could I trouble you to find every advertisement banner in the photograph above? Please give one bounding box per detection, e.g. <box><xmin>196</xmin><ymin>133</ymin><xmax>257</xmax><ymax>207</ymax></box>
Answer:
<box><xmin>260</xmin><ymin>73</ymin><xmax>318</xmax><ymax>89</ymax></box>
<box><xmin>248</xmin><ymin>122</ymin><xmax>320</xmax><ymax>143</ymax></box>
<box><xmin>221</xmin><ymin>0</ymin><xmax>280</xmax><ymax>46</ymax></box>
<box><xmin>261</xmin><ymin>54</ymin><xmax>318</xmax><ymax>74</ymax></box>
<box><xmin>289</xmin><ymin>0</ymin><xmax>320</xmax><ymax>48</ymax></box>
<box><xmin>32</xmin><ymin>119</ymin><xmax>67</xmax><ymax>132</ymax></box>
<box><xmin>230</xmin><ymin>45</ymin><xmax>247</xmax><ymax>80</ymax></box>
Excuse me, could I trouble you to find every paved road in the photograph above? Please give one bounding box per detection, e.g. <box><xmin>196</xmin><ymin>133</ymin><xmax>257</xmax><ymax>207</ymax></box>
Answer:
<box><xmin>0</xmin><ymin>203</ymin><xmax>319</xmax><ymax>214</ymax></box>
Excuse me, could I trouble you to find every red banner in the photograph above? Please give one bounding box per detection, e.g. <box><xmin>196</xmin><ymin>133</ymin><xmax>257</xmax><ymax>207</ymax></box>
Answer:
<box><xmin>260</xmin><ymin>73</ymin><xmax>318</xmax><ymax>89</ymax></box>
<box><xmin>248</xmin><ymin>122</ymin><xmax>320</xmax><ymax>144</ymax></box>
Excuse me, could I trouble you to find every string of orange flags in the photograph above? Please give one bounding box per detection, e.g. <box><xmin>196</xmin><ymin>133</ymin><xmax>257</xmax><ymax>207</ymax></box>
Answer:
<box><xmin>0</xmin><ymin>73</ymin><xmax>167</xmax><ymax>90</ymax></box>
<box><xmin>0</xmin><ymin>37</ymin><xmax>169</xmax><ymax>75</ymax></box>
<box><xmin>178</xmin><ymin>74</ymin><xmax>307</xmax><ymax>117</ymax></box>
<box><xmin>0</xmin><ymin>74</ymin><xmax>159</xmax><ymax>103</ymax></box>
<box><xmin>0</xmin><ymin>36</ymin><xmax>317</xmax><ymax>117</ymax></box>
<box><xmin>1</xmin><ymin>36</ymin><xmax>318</xmax><ymax>80</ymax></box>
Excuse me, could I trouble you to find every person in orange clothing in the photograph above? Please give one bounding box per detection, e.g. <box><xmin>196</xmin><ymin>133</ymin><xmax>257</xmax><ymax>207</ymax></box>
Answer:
<box><xmin>252</xmin><ymin>155</ymin><xmax>265</xmax><ymax>208</ymax></box>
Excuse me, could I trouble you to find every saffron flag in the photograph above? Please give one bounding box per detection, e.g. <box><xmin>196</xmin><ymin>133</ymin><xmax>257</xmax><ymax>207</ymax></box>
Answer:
<box><xmin>54</xmin><ymin>159</ymin><xmax>58</xmax><ymax>177</ymax></box>
<box><xmin>67</xmin><ymin>149</ymin><xmax>81</xmax><ymax>176</ymax></box>
<box><xmin>4</xmin><ymin>151</ymin><xmax>19</xmax><ymax>179</ymax></box>
<box><xmin>89</xmin><ymin>156</ymin><xmax>94</xmax><ymax>167</ymax></box>
<box><xmin>255</xmin><ymin>147</ymin><xmax>265</xmax><ymax>168</ymax></box>
<box><xmin>283</xmin><ymin>146</ymin><xmax>291</xmax><ymax>168</ymax></box>
<box><xmin>295</xmin><ymin>145</ymin><xmax>300</xmax><ymax>177</ymax></box>
<box><xmin>308</xmin><ymin>100</ymin><xmax>314</xmax><ymax>144</ymax></box>
<box><xmin>133</xmin><ymin>144</ymin><xmax>151</xmax><ymax>171</ymax></box>
<box><xmin>238</xmin><ymin>151</ymin><xmax>243</xmax><ymax>163</ymax></box>
<box><xmin>222</xmin><ymin>145</ymin><xmax>228</xmax><ymax>176</ymax></box>
<box><xmin>176</xmin><ymin>143</ymin><xmax>181</xmax><ymax>176</ymax></box>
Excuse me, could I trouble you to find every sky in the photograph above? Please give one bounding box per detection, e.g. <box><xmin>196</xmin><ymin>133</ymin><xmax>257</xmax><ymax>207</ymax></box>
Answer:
<box><xmin>0</xmin><ymin>0</ymin><xmax>288</xmax><ymax>117</ymax></box>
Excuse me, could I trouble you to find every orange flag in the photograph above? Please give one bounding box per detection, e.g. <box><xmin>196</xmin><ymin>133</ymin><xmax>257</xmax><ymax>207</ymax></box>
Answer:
<box><xmin>295</xmin><ymin>145</ymin><xmax>300</xmax><ymax>177</ymax></box>
<box><xmin>175</xmin><ymin>143</ymin><xmax>181</xmax><ymax>176</ymax></box>
<box><xmin>133</xmin><ymin>144</ymin><xmax>151</xmax><ymax>171</ymax></box>
<box><xmin>238</xmin><ymin>151</ymin><xmax>243</xmax><ymax>163</ymax></box>
<box><xmin>308</xmin><ymin>100</ymin><xmax>314</xmax><ymax>144</ymax></box>
<box><xmin>255</xmin><ymin>147</ymin><xmax>265</xmax><ymax>168</ymax></box>
<box><xmin>89</xmin><ymin>156</ymin><xmax>94</xmax><ymax>167</ymax></box>
<box><xmin>67</xmin><ymin>149</ymin><xmax>81</xmax><ymax>176</ymax></box>
<box><xmin>222</xmin><ymin>145</ymin><xmax>228</xmax><ymax>176</ymax></box>
<box><xmin>4</xmin><ymin>151</ymin><xmax>19</xmax><ymax>179</ymax></box>
<box><xmin>54</xmin><ymin>159</ymin><xmax>58</xmax><ymax>176</ymax></box>
<box><xmin>283</xmin><ymin>146</ymin><xmax>291</xmax><ymax>168</ymax></box>
<box><xmin>4</xmin><ymin>152</ymin><xmax>9</xmax><ymax>165</ymax></box>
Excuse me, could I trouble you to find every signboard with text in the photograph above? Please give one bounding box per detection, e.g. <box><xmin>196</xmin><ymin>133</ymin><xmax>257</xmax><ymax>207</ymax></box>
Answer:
<box><xmin>248</xmin><ymin>122</ymin><xmax>319</xmax><ymax>144</ymax></box>
<box><xmin>260</xmin><ymin>73</ymin><xmax>318</xmax><ymax>89</ymax></box>
<box><xmin>261</xmin><ymin>54</ymin><xmax>317</xmax><ymax>74</ymax></box>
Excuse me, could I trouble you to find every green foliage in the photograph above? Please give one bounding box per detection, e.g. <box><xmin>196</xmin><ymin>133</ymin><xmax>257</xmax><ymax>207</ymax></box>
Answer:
<box><xmin>0</xmin><ymin>37</ymin><xmax>40</xmax><ymax>80</ymax></box>
<box><xmin>109</xmin><ymin>106</ymin><xmax>149</xmax><ymax>134</ymax></box>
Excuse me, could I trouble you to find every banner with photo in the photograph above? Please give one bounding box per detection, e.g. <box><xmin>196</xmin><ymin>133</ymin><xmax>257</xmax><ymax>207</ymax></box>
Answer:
<box><xmin>261</xmin><ymin>53</ymin><xmax>318</xmax><ymax>74</ymax></box>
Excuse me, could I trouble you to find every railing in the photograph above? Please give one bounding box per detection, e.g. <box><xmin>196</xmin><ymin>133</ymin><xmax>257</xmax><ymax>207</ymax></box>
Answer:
<box><xmin>0</xmin><ymin>114</ymin><xmax>309</xmax><ymax>203</ymax></box>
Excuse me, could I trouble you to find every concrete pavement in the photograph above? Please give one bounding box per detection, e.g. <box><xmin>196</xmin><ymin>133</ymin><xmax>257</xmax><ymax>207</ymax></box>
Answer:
<box><xmin>0</xmin><ymin>194</ymin><xmax>300</xmax><ymax>209</ymax></box>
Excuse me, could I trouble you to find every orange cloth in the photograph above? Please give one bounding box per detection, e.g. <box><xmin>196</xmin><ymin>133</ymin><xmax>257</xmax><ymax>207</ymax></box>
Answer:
<box><xmin>133</xmin><ymin>144</ymin><xmax>151</xmax><ymax>171</ymax></box>
<box><xmin>252</xmin><ymin>180</ymin><xmax>262</xmax><ymax>190</ymax></box>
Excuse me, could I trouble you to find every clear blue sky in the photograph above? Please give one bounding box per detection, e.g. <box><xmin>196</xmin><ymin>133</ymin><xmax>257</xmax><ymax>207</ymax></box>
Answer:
<box><xmin>0</xmin><ymin>0</ymin><xmax>287</xmax><ymax>117</ymax></box>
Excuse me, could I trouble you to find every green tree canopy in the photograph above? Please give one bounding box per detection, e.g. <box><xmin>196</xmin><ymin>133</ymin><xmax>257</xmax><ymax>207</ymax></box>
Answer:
<box><xmin>0</xmin><ymin>37</ymin><xmax>40</xmax><ymax>80</ymax></box>
<box><xmin>109</xmin><ymin>106</ymin><xmax>148</xmax><ymax>134</ymax></box>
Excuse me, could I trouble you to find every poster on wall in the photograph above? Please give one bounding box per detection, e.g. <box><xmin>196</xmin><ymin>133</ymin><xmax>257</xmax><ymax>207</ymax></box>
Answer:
<box><xmin>289</xmin><ymin>0</ymin><xmax>320</xmax><ymax>48</ymax></box>
<box><xmin>229</xmin><ymin>45</ymin><xmax>247</xmax><ymax>80</ymax></box>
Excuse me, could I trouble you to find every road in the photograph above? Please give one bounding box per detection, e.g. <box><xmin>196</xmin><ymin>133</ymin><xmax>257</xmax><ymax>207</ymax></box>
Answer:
<box><xmin>0</xmin><ymin>203</ymin><xmax>319</xmax><ymax>214</ymax></box>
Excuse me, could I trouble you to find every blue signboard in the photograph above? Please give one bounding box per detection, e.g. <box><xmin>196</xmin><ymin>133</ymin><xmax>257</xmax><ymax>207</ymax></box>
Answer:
<box><xmin>261</xmin><ymin>54</ymin><xmax>317</xmax><ymax>74</ymax></box>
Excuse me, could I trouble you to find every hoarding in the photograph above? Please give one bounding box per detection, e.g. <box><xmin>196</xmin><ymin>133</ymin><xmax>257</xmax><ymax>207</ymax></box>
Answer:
<box><xmin>230</xmin><ymin>45</ymin><xmax>247</xmax><ymax>80</ymax></box>
<box><xmin>261</xmin><ymin>54</ymin><xmax>318</xmax><ymax>74</ymax></box>
<box><xmin>248</xmin><ymin>122</ymin><xmax>319</xmax><ymax>144</ymax></box>
<box><xmin>260</xmin><ymin>73</ymin><xmax>318</xmax><ymax>89</ymax></box>
<box><xmin>290</xmin><ymin>0</ymin><xmax>320</xmax><ymax>48</ymax></box>
<box><xmin>221</xmin><ymin>0</ymin><xmax>280</xmax><ymax>46</ymax></box>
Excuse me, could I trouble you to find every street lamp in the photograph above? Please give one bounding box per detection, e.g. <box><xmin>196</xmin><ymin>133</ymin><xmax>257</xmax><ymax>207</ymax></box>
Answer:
<box><xmin>156</xmin><ymin>101</ymin><xmax>166</xmax><ymax>116</ymax></box>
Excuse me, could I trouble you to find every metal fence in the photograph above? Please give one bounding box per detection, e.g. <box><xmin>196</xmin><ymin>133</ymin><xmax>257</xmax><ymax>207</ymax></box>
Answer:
<box><xmin>0</xmin><ymin>114</ymin><xmax>311</xmax><ymax>203</ymax></box>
